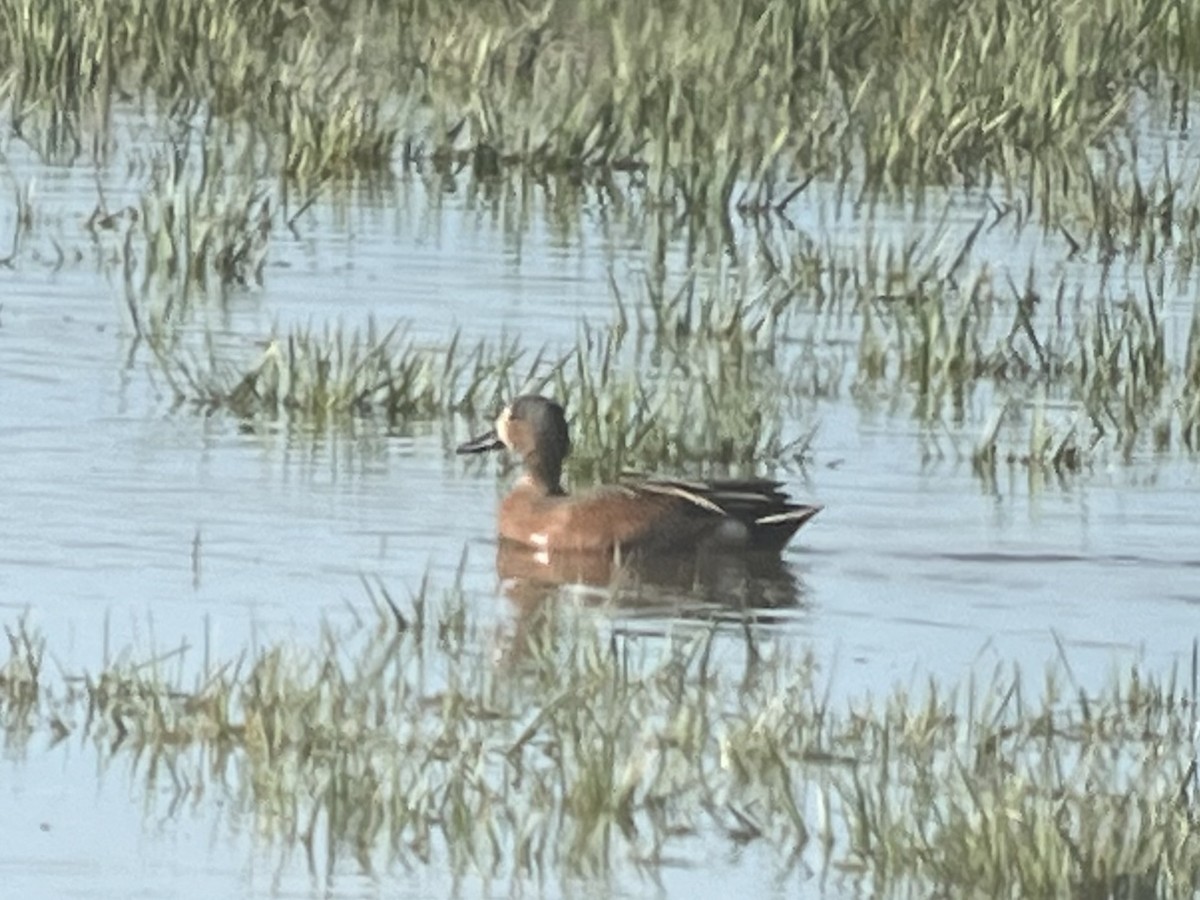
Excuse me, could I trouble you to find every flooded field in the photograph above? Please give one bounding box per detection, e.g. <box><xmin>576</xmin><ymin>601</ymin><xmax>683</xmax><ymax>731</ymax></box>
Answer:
<box><xmin>3</xmin><ymin>0</ymin><xmax>1200</xmax><ymax>896</ymax></box>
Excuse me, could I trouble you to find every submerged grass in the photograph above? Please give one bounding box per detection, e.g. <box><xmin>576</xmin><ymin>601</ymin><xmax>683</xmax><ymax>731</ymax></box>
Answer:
<box><xmin>4</xmin><ymin>587</ymin><xmax>1200</xmax><ymax>895</ymax></box>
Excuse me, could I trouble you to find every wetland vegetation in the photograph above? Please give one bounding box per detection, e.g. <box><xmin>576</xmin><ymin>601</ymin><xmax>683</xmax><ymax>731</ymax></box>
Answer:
<box><xmin>4</xmin><ymin>591</ymin><xmax>1200</xmax><ymax>896</ymax></box>
<box><xmin>2</xmin><ymin>0</ymin><xmax>1199</xmax><ymax>477</ymax></box>
<box><xmin>3</xmin><ymin>0</ymin><xmax>1200</xmax><ymax>895</ymax></box>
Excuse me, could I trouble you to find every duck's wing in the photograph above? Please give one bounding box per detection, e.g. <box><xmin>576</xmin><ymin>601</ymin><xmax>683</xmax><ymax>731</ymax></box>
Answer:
<box><xmin>503</xmin><ymin>477</ymin><xmax>821</xmax><ymax>554</ymax></box>
<box><xmin>620</xmin><ymin>476</ymin><xmax>822</xmax><ymax>551</ymax></box>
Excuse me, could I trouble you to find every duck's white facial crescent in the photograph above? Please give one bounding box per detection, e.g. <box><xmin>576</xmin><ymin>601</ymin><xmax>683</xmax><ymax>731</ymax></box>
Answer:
<box><xmin>495</xmin><ymin>407</ymin><xmax>513</xmax><ymax>449</ymax></box>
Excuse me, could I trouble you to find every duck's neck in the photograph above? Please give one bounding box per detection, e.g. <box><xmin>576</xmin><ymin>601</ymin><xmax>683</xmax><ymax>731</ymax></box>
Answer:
<box><xmin>521</xmin><ymin>453</ymin><xmax>565</xmax><ymax>496</ymax></box>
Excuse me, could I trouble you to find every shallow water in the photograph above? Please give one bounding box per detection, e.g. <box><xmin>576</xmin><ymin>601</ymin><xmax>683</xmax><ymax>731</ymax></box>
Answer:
<box><xmin>2</xmin><ymin>109</ymin><xmax>1200</xmax><ymax>897</ymax></box>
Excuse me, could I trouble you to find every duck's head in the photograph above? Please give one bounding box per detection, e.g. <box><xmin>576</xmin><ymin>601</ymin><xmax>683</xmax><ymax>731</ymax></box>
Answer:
<box><xmin>457</xmin><ymin>395</ymin><xmax>571</xmax><ymax>492</ymax></box>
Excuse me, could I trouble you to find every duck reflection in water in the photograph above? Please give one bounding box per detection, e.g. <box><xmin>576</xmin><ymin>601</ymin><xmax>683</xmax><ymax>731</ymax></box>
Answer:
<box><xmin>457</xmin><ymin>395</ymin><xmax>821</xmax><ymax>621</ymax></box>
<box><xmin>494</xmin><ymin>539</ymin><xmax>809</xmax><ymax>622</ymax></box>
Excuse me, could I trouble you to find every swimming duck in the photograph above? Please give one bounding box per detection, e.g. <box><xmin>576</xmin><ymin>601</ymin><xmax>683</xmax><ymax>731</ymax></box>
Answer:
<box><xmin>457</xmin><ymin>395</ymin><xmax>821</xmax><ymax>554</ymax></box>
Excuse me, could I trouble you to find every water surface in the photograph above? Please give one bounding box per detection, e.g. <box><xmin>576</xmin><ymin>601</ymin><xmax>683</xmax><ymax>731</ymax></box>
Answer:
<box><xmin>2</xmin><ymin>110</ymin><xmax>1199</xmax><ymax>897</ymax></box>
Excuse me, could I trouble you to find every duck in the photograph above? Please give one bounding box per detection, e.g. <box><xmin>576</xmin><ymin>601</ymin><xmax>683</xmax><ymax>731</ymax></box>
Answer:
<box><xmin>457</xmin><ymin>395</ymin><xmax>821</xmax><ymax>554</ymax></box>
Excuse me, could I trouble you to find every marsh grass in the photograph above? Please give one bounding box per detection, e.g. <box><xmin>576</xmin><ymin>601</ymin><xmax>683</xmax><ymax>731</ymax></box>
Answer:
<box><xmin>555</xmin><ymin>266</ymin><xmax>819</xmax><ymax>478</ymax></box>
<box><xmin>276</xmin><ymin>76</ymin><xmax>399</xmax><ymax>181</ymax></box>
<box><xmin>4</xmin><ymin>587</ymin><xmax>1200</xmax><ymax>894</ymax></box>
<box><xmin>131</xmin><ymin>151</ymin><xmax>271</xmax><ymax>294</ymax></box>
<box><xmin>157</xmin><ymin>257</ymin><xmax>818</xmax><ymax>478</ymax></box>
<box><xmin>87</xmin><ymin>136</ymin><xmax>274</xmax><ymax>350</ymax></box>
<box><xmin>772</xmin><ymin>209</ymin><xmax>1200</xmax><ymax>469</ymax></box>
<box><xmin>161</xmin><ymin>320</ymin><xmax>537</xmax><ymax>423</ymax></box>
<box><xmin>0</xmin><ymin>620</ymin><xmax>43</xmax><ymax>747</ymax></box>
<box><xmin>138</xmin><ymin>174</ymin><xmax>1200</xmax><ymax>479</ymax></box>
<box><xmin>5</xmin><ymin>0</ymin><xmax>1200</xmax><ymax>218</ymax></box>
<box><xmin>1054</xmin><ymin>141</ymin><xmax>1200</xmax><ymax>270</ymax></box>
<box><xmin>971</xmin><ymin>399</ymin><xmax>1088</xmax><ymax>481</ymax></box>
<box><xmin>1184</xmin><ymin>310</ymin><xmax>1200</xmax><ymax>449</ymax></box>
<box><xmin>7</xmin><ymin>0</ymin><xmax>1200</xmax><ymax>477</ymax></box>
<box><xmin>972</xmin><ymin>271</ymin><xmax>1197</xmax><ymax>470</ymax></box>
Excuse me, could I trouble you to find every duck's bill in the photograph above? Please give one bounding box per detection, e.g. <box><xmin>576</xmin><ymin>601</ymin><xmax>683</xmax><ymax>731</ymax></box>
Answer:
<box><xmin>456</xmin><ymin>430</ymin><xmax>504</xmax><ymax>454</ymax></box>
